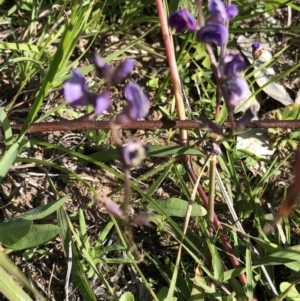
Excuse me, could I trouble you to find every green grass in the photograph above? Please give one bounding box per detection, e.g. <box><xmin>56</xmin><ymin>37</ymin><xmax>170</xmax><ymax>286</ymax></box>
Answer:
<box><xmin>0</xmin><ymin>0</ymin><xmax>300</xmax><ymax>300</ymax></box>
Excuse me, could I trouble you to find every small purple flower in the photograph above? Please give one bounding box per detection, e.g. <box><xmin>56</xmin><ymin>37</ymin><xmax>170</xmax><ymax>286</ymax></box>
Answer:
<box><xmin>223</xmin><ymin>76</ymin><xmax>250</xmax><ymax>111</ymax></box>
<box><xmin>218</xmin><ymin>52</ymin><xmax>245</xmax><ymax>80</ymax></box>
<box><xmin>121</xmin><ymin>139</ymin><xmax>148</xmax><ymax>168</ymax></box>
<box><xmin>104</xmin><ymin>199</ymin><xmax>123</xmax><ymax>219</ymax></box>
<box><xmin>63</xmin><ymin>68</ymin><xmax>110</xmax><ymax>114</ymax></box>
<box><xmin>251</xmin><ymin>42</ymin><xmax>263</xmax><ymax>60</ymax></box>
<box><xmin>197</xmin><ymin>23</ymin><xmax>228</xmax><ymax>46</ymax></box>
<box><xmin>207</xmin><ymin>0</ymin><xmax>238</xmax><ymax>25</ymax></box>
<box><xmin>64</xmin><ymin>69</ymin><xmax>89</xmax><ymax>107</ymax></box>
<box><xmin>207</xmin><ymin>0</ymin><xmax>228</xmax><ymax>24</ymax></box>
<box><xmin>93</xmin><ymin>53</ymin><xmax>113</xmax><ymax>80</ymax></box>
<box><xmin>251</xmin><ymin>42</ymin><xmax>260</xmax><ymax>52</ymax></box>
<box><xmin>93</xmin><ymin>54</ymin><xmax>134</xmax><ymax>86</ymax></box>
<box><xmin>111</xmin><ymin>59</ymin><xmax>135</xmax><ymax>86</ymax></box>
<box><xmin>168</xmin><ymin>8</ymin><xmax>197</xmax><ymax>32</ymax></box>
<box><xmin>226</xmin><ymin>5</ymin><xmax>238</xmax><ymax>20</ymax></box>
<box><xmin>116</xmin><ymin>82</ymin><xmax>149</xmax><ymax>125</ymax></box>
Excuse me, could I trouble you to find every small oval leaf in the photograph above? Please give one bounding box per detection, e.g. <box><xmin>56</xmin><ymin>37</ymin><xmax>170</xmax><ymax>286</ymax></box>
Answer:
<box><xmin>8</xmin><ymin>224</ymin><xmax>59</xmax><ymax>250</ymax></box>
<box><xmin>0</xmin><ymin>218</ymin><xmax>32</xmax><ymax>246</ymax></box>
<box><xmin>149</xmin><ymin>198</ymin><xmax>207</xmax><ymax>217</ymax></box>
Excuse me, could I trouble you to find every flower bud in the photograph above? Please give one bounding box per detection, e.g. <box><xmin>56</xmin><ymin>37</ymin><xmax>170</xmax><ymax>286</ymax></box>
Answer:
<box><xmin>223</xmin><ymin>76</ymin><xmax>250</xmax><ymax>111</ymax></box>
<box><xmin>121</xmin><ymin>139</ymin><xmax>148</xmax><ymax>168</ymax></box>
<box><xmin>226</xmin><ymin>5</ymin><xmax>238</xmax><ymax>20</ymax></box>
<box><xmin>251</xmin><ymin>42</ymin><xmax>263</xmax><ymax>60</ymax></box>
<box><xmin>218</xmin><ymin>52</ymin><xmax>245</xmax><ymax>80</ymax></box>
<box><xmin>168</xmin><ymin>8</ymin><xmax>197</xmax><ymax>32</ymax></box>
<box><xmin>104</xmin><ymin>199</ymin><xmax>123</xmax><ymax>219</ymax></box>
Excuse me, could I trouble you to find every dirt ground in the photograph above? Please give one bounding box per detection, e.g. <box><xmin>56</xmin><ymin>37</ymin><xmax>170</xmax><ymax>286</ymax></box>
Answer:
<box><xmin>0</xmin><ymin>3</ymin><xmax>300</xmax><ymax>300</ymax></box>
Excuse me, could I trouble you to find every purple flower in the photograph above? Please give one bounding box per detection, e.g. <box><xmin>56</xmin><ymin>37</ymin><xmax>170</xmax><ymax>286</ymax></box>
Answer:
<box><xmin>93</xmin><ymin>54</ymin><xmax>134</xmax><ymax>86</ymax></box>
<box><xmin>207</xmin><ymin>0</ymin><xmax>228</xmax><ymax>24</ymax></box>
<box><xmin>226</xmin><ymin>5</ymin><xmax>238</xmax><ymax>20</ymax></box>
<box><xmin>121</xmin><ymin>139</ymin><xmax>148</xmax><ymax>168</ymax></box>
<box><xmin>223</xmin><ymin>76</ymin><xmax>250</xmax><ymax>111</ymax></box>
<box><xmin>104</xmin><ymin>199</ymin><xmax>123</xmax><ymax>218</ymax></box>
<box><xmin>64</xmin><ymin>69</ymin><xmax>89</xmax><ymax>107</ymax></box>
<box><xmin>218</xmin><ymin>52</ymin><xmax>245</xmax><ymax>80</ymax></box>
<box><xmin>93</xmin><ymin>53</ymin><xmax>113</xmax><ymax>80</ymax></box>
<box><xmin>168</xmin><ymin>8</ymin><xmax>197</xmax><ymax>32</ymax></box>
<box><xmin>116</xmin><ymin>82</ymin><xmax>149</xmax><ymax>125</ymax></box>
<box><xmin>207</xmin><ymin>0</ymin><xmax>238</xmax><ymax>24</ymax></box>
<box><xmin>198</xmin><ymin>0</ymin><xmax>237</xmax><ymax>46</ymax></box>
<box><xmin>197</xmin><ymin>24</ymin><xmax>228</xmax><ymax>46</ymax></box>
<box><xmin>63</xmin><ymin>68</ymin><xmax>110</xmax><ymax>114</ymax></box>
<box><xmin>111</xmin><ymin>59</ymin><xmax>135</xmax><ymax>86</ymax></box>
<box><xmin>251</xmin><ymin>42</ymin><xmax>263</xmax><ymax>60</ymax></box>
<box><xmin>251</xmin><ymin>42</ymin><xmax>260</xmax><ymax>52</ymax></box>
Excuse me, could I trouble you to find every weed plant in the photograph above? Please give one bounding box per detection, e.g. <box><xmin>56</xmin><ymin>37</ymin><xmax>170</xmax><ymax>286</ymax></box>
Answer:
<box><xmin>0</xmin><ymin>0</ymin><xmax>300</xmax><ymax>301</ymax></box>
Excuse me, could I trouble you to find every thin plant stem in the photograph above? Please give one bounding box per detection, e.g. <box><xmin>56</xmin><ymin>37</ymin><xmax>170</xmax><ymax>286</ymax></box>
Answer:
<box><xmin>208</xmin><ymin>155</ymin><xmax>216</xmax><ymax>237</ymax></box>
<box><xmin>110</xmin><ymin>121</ymin><xmax>142</xmax><ymax>261</ymax></box>
<box><xmin>155</xmin><ymin>0</ymin><xmax>187</xmax><ymax>146</ymax></box>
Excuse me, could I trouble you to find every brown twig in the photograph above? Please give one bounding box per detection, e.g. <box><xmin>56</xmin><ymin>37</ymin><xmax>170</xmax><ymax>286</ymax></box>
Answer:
<box><xmin>1</xmin><ymin>119</ymin><xmax>300</xmax><ymax>136</ymax></box>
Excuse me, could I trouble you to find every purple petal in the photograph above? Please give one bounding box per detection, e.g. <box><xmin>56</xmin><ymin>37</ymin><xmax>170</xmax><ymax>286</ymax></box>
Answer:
<box><xmin>63</xmin><ymin>69</ymin><xmax>89</xmax><ymax>106</ymax></box>
<box><xmin>116</xmin><ymin>82</ymin><xmax>149</xmax><ymax>124</ymax></box>
<box><xmin>90</xmin><ymin>90</ymin><xmax>111</xmax><ymax>115</ymax></box>
<box><xmin>218</xmin><ymin>52</ymin><xmax>245</xmax><ymax>79</ymax></box>
<box><xmin>93</xmin><ymin>53</ymin><xmax>112</xmax><ymax>79</ymax></box>
<box><xmin>111</xmin><ymin>59</ymin><xmax>135</xmax><ymax>86</ymax></box>
<box><xmin>121</xmin><ymin>139</ymin><xmax>148</xmax><ymax>167</ymax></box>
<box><xmin>104</xmin><ymin>199</ymin><xmax>123</xmax><ymax>218</ymax></box>
<box><xmin>223</xmin><ymin>76</ymin><xmax>250</xmax><ymax>111</ymax></box>
<box><xmin>251</xmin><ymin>42</ymin><xmax>261</xmax><ymax>51</ymax></box>
<box><xmin>236</xmin><ymin>103</ymin><xmax>260</xmax><ymax>129</ymax></box>
<box><xmin>226</xmin><ymin>5</ymin><xmax>238</xmax><ymax>19</ymax></box>
<box><xmin>168</xmin><ymin>8</ymin><xmax>197</xmax><ymax>32</ymax></box>
<box><xmin>208</xmin><ymin>0</ymin><xmax>227</xmax><ymax>21</ymax></box>
<box><xmin>197</xmin><ymin>24</ymin><xmax>228</xmax><ymax>46</ymax></box>
<box><xmin>133</xmin><ymin>212</ymin><xmax>152</xmax><ymax>227</ymax></box>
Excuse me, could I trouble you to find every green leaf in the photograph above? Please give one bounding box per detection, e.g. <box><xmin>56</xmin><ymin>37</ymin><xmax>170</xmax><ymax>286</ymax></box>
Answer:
<box><xmin>120</xmin><ymin>292</ymin><xmax>135</xmax><ymax>301</ymax></box>
<box><xmin>157</xmin><ymin>287</ymin><xmax>177</xmax><ymax>301</ymax></box>
<box><xmin>149</xmin><ymin>198</ymin><xmax>207</xmax><ymax>217</ymax></box>
<box><xmin>0</xmin><ymin>218</ymin><xmax>32</xmax><ymax>246</ymax></box>
<box><xmin>278</xmin><ymin>282</ymin><xmax>300</xmax><ymax>301</ymax></box>
<box><xmin>254</xmin><ymin>246</ymin><xmax>300</xmax><ymax>266</ymax></box>
<box><xmin>0</xmin><ymin>108</ymin><xmax>13</xmax><ymax>147</ymax></box>
<box><xmin>282</xmin><ymin>104</ymin><xmax>300</xmax><ymax>120</ymax></box>
<box><xmin>20</xmin><ymin>196</ymin><xmax>68</xmax><ymax>220</ymax></box>
<box><xmin>0</xmin><ymin>141</ymin><xmax>23</xmax><ymax>182</ymax></box>
<box><xmin>0</xmin><ymin>266</ymin><xmax>34</xmax><ymax>301</ymax></box>
<box><xmin>0</xmin><ymin>252</ymin><xmax>45</xmax><ymax>300</ymax></box>
<box><xmin>8</xmin><ymin>224</ymin><xmax>59</xmax><ymax>250</ymax></box>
